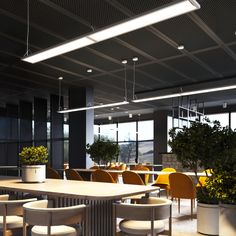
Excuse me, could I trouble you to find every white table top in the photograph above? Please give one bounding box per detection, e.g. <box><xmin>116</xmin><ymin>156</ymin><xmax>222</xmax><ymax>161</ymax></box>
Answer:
<box><xmin>72</xmin><ymin>168</ymin><xmax>207</xmax><ymax>177</ymax></box>
<box><xmin>0</xmin><ymin>177</ymin><xmax>159</xmax><ymax>200</ymax></box>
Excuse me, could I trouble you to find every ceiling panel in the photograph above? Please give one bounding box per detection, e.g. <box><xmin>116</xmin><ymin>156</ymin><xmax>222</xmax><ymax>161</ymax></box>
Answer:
<box><xmin>154</xmin><ymin>14</ymin><xmax>217</xmax><ymax>51</ymax></box>
<box><xmin>50</xmin><ymin>0</ymin><xmax>127</xmax><ymax>28</ymax></box>
<box><xmin>165</xmin><ymin>56</ymin><xmax>215</xmax><ymax>81</ymax></box>
<box><xmin>195</xmin><ymin>0</ymin><xmax>236</xmax><ymax>43</ymax></box>
<box><xmin>139</xmin><ymin>63</ymin><xmax>188</xmax><ymax>85</ymax></box>
<box><xmin>118</xmin><ymin>28</ymin><xmax>181</xmax><ymax>59</ymax></box>
<box><xmin>89</xmin><ymin>40</ymin><xmax>150</xmax><ymax>64</ymax></box>
<box><xmin>195</xmin><ymin>48</ymin><xmax>236</xmax><ymax>77</ymax></box>
<box><xmin>67</xmin><ymin>48</ymin><xmax>122</xmax><ymax>71</ymax></box>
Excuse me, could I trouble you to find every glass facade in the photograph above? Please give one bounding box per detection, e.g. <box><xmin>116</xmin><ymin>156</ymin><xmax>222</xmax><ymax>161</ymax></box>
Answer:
<box><xmin>96</xmin><ymin>120</ymin><xmax>154</xmax><ymax>163</ymax></box>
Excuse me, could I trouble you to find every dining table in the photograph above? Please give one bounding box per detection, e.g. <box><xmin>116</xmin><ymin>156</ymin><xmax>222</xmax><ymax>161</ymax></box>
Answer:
<box><xmin>0</xmin><ymin>176</ymin><xmax>158</xmax><ymax>236</ymax></box>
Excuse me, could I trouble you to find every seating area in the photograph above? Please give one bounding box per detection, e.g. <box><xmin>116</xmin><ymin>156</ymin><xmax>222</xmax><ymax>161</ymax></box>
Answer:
<box><xmin>0</xmin><ymin>0</ymin><xmax>236</xmax><ymax>235</ymax></box>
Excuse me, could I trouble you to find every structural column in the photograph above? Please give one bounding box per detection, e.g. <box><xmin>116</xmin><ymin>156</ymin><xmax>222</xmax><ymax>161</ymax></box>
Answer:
<box><xmin>69</xmin><ymin>87</ymin><xmax>94</xmax><ymax>168</ymax></box>
<box><xmin>50</xmin><ymin>94</ymin><xmax>64</xmax><ymax>169</ymax></box>
<box><xmin>34</xmin><ymin>97</ymin><xmax>47</xmax><ymax>147</ymax></box>
<box><xmin>153</xmin><ymin>110</ymin><xmax>170</xmax><ymax>165</ymax></box>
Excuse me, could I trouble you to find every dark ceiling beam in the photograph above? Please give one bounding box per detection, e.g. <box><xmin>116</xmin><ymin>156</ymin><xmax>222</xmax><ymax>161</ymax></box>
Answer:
<box><xmin>106</xmin><ymin>0</ymin><xmax>222</xmax><ymax>79</ymax></box>
<box><xmin>189</xmin><ymin>12</ymin><xmax>236</xmax><ymax>62</ymax></box>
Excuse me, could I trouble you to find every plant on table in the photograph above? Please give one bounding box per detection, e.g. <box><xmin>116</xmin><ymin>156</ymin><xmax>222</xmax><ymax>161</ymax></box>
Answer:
<box><xmin>86</xmin><ymin>138</ymin><xmax>120</xmax><ymax>165</ymax></box>
<box><xmin>19</xmin><ymin>145</ymin><xmax>48</xmax><ymax>165</ymax></box>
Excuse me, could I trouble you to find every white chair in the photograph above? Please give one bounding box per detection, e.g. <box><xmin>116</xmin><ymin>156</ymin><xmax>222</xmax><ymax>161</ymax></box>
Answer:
<box><xmin>0</xmin><ymin>194</ymin><xmax>37</xmax><ymax>236</ymax></box>
<box><xmin>23</xmin><ymin>199</ymin><xmax>87</xmax><ymax>236</ymax></box>
<box><xmin>113</xmin><ymin>197</ymin><xmax>172</xmax><ymax>236</ymax></box>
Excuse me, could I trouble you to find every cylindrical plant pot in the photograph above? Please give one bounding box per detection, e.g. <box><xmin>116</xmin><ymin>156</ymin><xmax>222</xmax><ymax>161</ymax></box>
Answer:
<box><xmin>219</xmin><ymin>203</ymin><xmax>236</xmax><ymax>236</ymax></box>
<box><xmin>197</xmin><ymin>202</ymin><xmax>219</xmax><ymax>235</ymax></box>
<box><xmin>21</xmin><ymin>165</ymin><xmax>46</xmax><ymax>183</ymax></box>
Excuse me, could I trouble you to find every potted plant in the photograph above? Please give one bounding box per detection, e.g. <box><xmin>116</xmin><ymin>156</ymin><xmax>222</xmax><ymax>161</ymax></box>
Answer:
<box><xmin>86</xmin><ymin>138</ymin><xmax>120</xmax><ymax>165</ymax></box>
<box><xmin>206</xmin><ymin>128</ymin><xmax>236</xmax><ymax>236</ymax></box>
<box><xmin>19</xmin><ymin>145</ymin><xmax>48</xmax><ymax>183</ymax></box>
<box><xmin>169</xmin><ymin>120</ymin><xmax>221</xmax><ymax>235</ymax></box>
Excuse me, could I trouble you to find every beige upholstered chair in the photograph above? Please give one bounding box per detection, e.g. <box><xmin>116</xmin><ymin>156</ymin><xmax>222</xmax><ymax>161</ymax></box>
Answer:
<box><xmin>113</xmin><ymin>197</ymin><xmax>172</xmax><ymax>236</ymax></box>
<box><xmin>0</xmin><ymin>194</ymin><xmax>37</xmax><ymax>236</ymax></box>
<box><xmin>23</xmin><ymin>200</ymin><xmax>86</xmax><ymax>236</ymax></box>
<box><xmin>65</xmin><ymin>169</ymin><xmax>83</xmax><ymax>181</ymax></box>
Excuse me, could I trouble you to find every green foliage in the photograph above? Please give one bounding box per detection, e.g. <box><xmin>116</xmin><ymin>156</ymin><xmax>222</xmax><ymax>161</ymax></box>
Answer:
<box><xmin>86</xmin><ymin>138</ymin><xmax>120</xmax><ymax>164</ymax></box>
<box><xmin>169</xmin><ymin>120</ymin><xmax>236</xmax><ymax>204</ymax></box>
<box><xmin>169</xmin><ymin>120</ymin><xmax>222</xmax><ymax>173</ymax></box>
<box><xmin>19</xmin><ymin>146</ymin><xmax>48</xmax><ymax>165</ymax></box>
<box><xmin>206</xmin><ymin>129</ymin><xmax>236</xmax><ymax>204</ymax></box>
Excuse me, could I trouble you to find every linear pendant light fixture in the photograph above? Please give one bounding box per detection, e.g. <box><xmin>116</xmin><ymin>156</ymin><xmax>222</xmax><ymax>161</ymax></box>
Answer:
<box><xmin>132</xmin><ymin>84</ymin><xmax>236</xmax><ymax>103</ymax></box>
<box><xmin>22</xmin><ymin>0</ymin><xmax>200</xmax><ymax>63</ymax></box>
<box><xmin>57</xmin><ymin>101</ymin><xmax>129</xmax><ymax>113</ymax></box>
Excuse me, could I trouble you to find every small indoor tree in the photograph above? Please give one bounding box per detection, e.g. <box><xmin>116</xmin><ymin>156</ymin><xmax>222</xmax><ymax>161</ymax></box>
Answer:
<box><xmin>168</xmin><ymin>119</ymin><xmax>222</xmax><ymax>202</ymax></box>
<box><xmin>86</xmin><ymin>138</ymin><xmax>120</xmax><ymax>165</ymax></box>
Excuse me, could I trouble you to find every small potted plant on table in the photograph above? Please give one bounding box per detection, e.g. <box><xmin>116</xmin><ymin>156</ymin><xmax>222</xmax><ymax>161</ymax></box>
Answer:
<box><xmin>19</xmin><ymin>145</ymin><xmax>48</xmax><ymax>183</ymax></box>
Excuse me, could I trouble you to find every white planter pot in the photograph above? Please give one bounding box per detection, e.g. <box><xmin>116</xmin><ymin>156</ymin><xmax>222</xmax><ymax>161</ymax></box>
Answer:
<box><xmin>219</xmin><ymin>203</ymin><xmax>236</xmax><ymax>236</ymax></box>
<box><xmin>197</xmin><ymin>202</ymin><xmax>219</xmax><ymax>235</ymax></box>
<box><xmin>21</xmin><ymin>165</ymin><xmax>46</xmax><ymax>183</ymax></box>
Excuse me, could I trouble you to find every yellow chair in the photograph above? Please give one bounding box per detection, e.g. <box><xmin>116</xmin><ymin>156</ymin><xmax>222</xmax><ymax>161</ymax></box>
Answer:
<box><xmin>65</xmin><ymin>169</ymin><xmax>83</xmax><ymax>181</ymax></box>
<box><xmin>169</xmin><ymin>172</ymin><xmax>196</xmax><ymax>218</ymax></box>
<box><xmin>152</xmin><ymin>167</ymin><xmax>176</xmax><ymax>197</ymax></box>
<box><xmin>46</xmin><ymin>167</ymin><xmax>61</xmax><ymax>179</ymax></box>
<box><xmin>0</xmin><ymin>195</ymin><xmax>37</xmax><ymax>236</ymax></box>
<box><xmin>122</xmin><ymin>171</ymin><xmax>145</xmax><ymax>185</ymax></box>
<box><xmin>122</xmin><ymin>171</ymin><xmax>145</xmax><ymax>203</ymax></box>
<box><xmin>91</xmin><ymin>169</ymin><xmax>116</xmax><ymax>183</ymax></box>
<box><xmin>107</xmin><ymin>166</ymin><xmax>119</xmax><ymax>183</ymax></box>
<box><xmin>196</xmin><ymin>169</ymin><xmax>212</xmax><ymax>188</ymax></box>
<box><xmin>133</xmin><ymin>165</ymin><xmax>150</xmax><ymax>185</ymax></box>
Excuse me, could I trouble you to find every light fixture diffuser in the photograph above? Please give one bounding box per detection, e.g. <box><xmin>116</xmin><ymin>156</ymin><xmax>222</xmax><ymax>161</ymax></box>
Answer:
<box><xmin>132</xmin><ymin>84</ymin><xmax>236</xmax><ymax>103</ymax></box>
<box><xmin>57</xmin><ymin>101</ymin><xmax>129</xmax><ymax>113</ymax></box>
<box><xmin>22</xmin><ymin>0</ymin><xmax>200</xmax><ymax>63</ymax></box>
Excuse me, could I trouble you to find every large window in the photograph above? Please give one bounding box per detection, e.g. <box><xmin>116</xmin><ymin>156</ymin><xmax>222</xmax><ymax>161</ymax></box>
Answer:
<box><xmin>95</xmin><ymin>120</ymin><xmax>154</xmax><ymax>163</ymax></box>
<box><xmin>205</xmin><ymin>113</ymin><xmax>229</xmax><ymax>127</ymax></box>
<box><xmin>231</xmin><ymin>112</ymin><xmax>236</xmax><ymax>130</ymax></box>
<box><xmin>100</xmin><ymin>124</ymin><xmax>116</xmax><ymax>141</ymax></box>
<box><xmin>118</xmin><ymin>122</ymin><xmax>136</xmax><ymax>141</ymax></box>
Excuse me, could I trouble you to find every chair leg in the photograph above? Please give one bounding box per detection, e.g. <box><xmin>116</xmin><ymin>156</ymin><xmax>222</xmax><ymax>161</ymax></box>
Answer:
<box><xmin>191</xmin><ymin>199</ymin><xmax>193</xmax><ymax>219</ymax></box>
<box><xmin>178</xmin><ymin>198</ymin><xmax>180</xmax><ymax>214</ymax></box>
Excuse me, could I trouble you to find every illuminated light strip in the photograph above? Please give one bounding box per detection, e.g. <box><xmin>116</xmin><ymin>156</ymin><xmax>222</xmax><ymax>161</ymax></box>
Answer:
<box><xmin>57</xmin><ymin>101</ymin><xmax>129</xmax><ymax>113</ymax></box>
<box><xmin>22</xmin><ymin>0</ymin><xmax>200</xmax><ymax>63</ymax></box>
<box><xmin>132</xmin><ymin>85</ymin><xmax>236</xmax><ymax>103</ymax></box>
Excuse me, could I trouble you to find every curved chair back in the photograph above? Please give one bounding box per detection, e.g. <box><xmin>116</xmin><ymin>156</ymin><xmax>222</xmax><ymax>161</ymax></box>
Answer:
<box><xmin>89</xmin><ymin>165</ymin><xmax>100</xmax><ymax>170</ymax></box>
<box><xmin>23</xmin><ymin>200</ymin><xmax>86</xmax><ymax>236</ymax></box>
<box><xmin>0</xmin><ymin>196</ymin><xmax>37</xmax><ymax>236</ymax></box>
<box><xmin>113</xmin><ymin>197</ymin><xmax>172</xmax><ymax>236</ymax></box>
<box><xmin>154</xmin><ymin>167</ymin><xmax>176</xmax><ymax>185</ymax></box>
<box><xmin>46</xmin><ymin>167</ymin><xmax>61</xmax><ymax>179</ymax></box>
<box><xmin>122</xmin><ymin>171</ymin><xmax>145</xmax><ymax>185</ymax></box>
<box><xmin>107</xmin><ymin>166</ymin><xmax>119</xmax><ymax>183</ymax></box>
<box><xmin>65</xmin><ymin>169</ymin><xmax>83</xmax><ymax>181</ymax></box>
<box><xmin>169</xmin><ymin>172</ymin><xmax>196</xmax><ymax>199</ymax></box>
<box><xmin>92</xmin><ymin>169</ymin><xmax>116</xmax><ymax>183</ymax></box>
<box><xmin>134</xmin><ymin>165</ymin><xmax>150</xmax><ymax>185</ymax></box>
<box><xmin>169</xmin><ymin>172</ymin><xmax>196</xmax><ymax>218</ymax></box>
